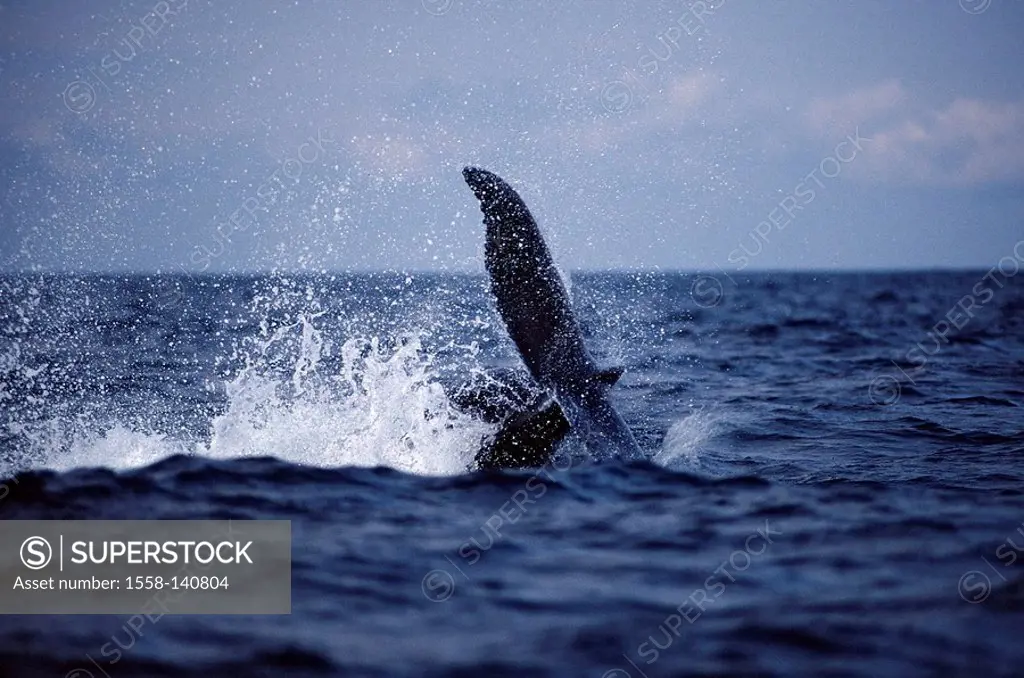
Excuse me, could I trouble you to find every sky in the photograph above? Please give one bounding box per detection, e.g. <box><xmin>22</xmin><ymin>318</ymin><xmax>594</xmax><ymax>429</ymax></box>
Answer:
<box><xmin>0</xmin><ymin>0</ymin><xmax>1022</xmax><ymax>273</ymax></box>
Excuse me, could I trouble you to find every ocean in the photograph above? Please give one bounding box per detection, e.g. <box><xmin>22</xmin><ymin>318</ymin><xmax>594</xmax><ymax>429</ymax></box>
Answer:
<box><xmin>1</xmin><ymin>270</ymin><xmax>1022</xmax><ymax>677</ymax></box>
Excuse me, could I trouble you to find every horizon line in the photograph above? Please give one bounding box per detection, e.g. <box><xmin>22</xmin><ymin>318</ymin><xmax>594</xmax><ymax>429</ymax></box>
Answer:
<box><xmin>0</xmin><ymin>265</ymin><xmax>1003</xmax><ymax>277</ymax></box>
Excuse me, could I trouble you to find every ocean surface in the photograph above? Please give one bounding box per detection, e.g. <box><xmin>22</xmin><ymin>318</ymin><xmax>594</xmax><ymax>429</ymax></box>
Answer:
<box><xmin>1</xmin><ymin>270</ymin><xmax>1022</xmax><ymax>677</ymax></box>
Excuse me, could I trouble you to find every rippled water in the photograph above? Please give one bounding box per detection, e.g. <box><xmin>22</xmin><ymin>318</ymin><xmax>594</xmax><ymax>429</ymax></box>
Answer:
<box><xmin>1</xmin><ymin>271</ymin><xmax>1022</xmax><ymax>677</ymax></box>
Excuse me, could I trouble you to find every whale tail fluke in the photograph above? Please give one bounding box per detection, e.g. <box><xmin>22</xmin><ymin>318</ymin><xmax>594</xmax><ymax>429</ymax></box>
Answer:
<box><xmin>463</xmin><ymin>165</ymin><xmax>642</xmax><ymax>463</ymax></box>
<box><xmin>593</xmin><ymin>366</ymin><xmax>624</xmax><ymax>387</ymax></box>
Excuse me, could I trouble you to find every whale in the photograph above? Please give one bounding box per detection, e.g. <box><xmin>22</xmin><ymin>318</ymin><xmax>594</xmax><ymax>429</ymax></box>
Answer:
<box><xmin>448</xmin><ymin>367</ymin><xmax>570</xmax><ymax>470</ymax></box>
<box><xmin>461</xmin><ymin>167</ymin><xmax>642</xmax><ymax>465</ymax></box>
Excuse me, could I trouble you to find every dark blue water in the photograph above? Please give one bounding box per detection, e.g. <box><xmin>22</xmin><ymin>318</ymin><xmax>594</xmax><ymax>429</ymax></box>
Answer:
<box><xmin>1</xmin><ymin>271</ymin><xmax>1023</xmax><ymax>677</ymax></box>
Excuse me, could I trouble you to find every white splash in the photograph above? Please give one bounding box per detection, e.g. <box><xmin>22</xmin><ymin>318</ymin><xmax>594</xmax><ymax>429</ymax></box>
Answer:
<box><xmin>203</xmin><ymin>324</ymin><xmax>490</xmax><ymax>475</ymax></box>
<box><xmin>2</xmin><ymin>313</ymin><xmax>493</xmax><ymax>477</ymax></box>
<box><xmin>654</xmin><ymin>407</ymin><xmax>720</xmax><ymax>469</ymax></box>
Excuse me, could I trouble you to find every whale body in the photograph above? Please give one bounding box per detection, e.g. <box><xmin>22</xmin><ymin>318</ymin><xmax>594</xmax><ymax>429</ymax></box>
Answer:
<box><xmin>448</xmin><ymin>368</ymin><xmax>570</xmax><ymax>470</ymax></box>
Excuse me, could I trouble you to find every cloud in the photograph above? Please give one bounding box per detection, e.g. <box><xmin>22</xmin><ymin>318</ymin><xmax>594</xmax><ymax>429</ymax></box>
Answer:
<box><xmin>806</xmin><ymin>81</ymin><xmax>1024</xmax><ymax>185</ymax></box>
<box><xmin>806</xmin><ymin>79</ymin><xmax>907</xmax><ymax>137</ymax></box>
<box><xmin>576</xmin><ymin>70</ymin><xmax>720</xmax><ymax>153</ymax></box>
